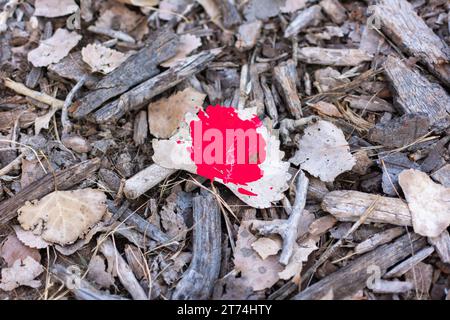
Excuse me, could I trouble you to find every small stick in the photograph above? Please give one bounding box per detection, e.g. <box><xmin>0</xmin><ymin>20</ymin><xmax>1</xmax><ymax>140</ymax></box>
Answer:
<box><xmin>124</xmin><ymin>164</ymin><xmax>177</xmax><ymax>199</ymax></box>
<box><xmin>87</xmin><ymin>26</ymin><xmax>135</xmax><ymax>43</ymax></box>
<box><xmin>3</xmin><ymin>78</ymin><xmax>64</xmax><ymax>108</ymax></box>
<box><xmin>61</xmin><ymin>76</ymin><xmax>87</xmax><ymax>135</ymax></box>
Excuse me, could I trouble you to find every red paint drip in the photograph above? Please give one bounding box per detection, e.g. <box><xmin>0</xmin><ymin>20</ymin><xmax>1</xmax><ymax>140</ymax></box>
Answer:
<box><xmin>237</xmin><ymin>188</ymin><xmax>258</xmax><ymax>196</ymax></box>
<box><xmin>189</xmin><ymin>105</ymin><xmax>266</xmax><ymax>195</ymax></box>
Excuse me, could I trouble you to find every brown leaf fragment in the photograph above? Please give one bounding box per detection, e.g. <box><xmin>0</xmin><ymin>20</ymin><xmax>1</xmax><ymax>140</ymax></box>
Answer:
<box><xmin>0</xmin><ymin>233</ymin><xmax>41</xmax><ymax>267</ymax></box>
<box><xmin>310</xmin><ymin>101</ymin><xmax>342</xmax><ymax>118</ymax></box>
<box><xmin>405</xmin><ymin>262</ymin><xmax>433</xmax><ymax>294</ymax></box>
<box><xmin>251</xmin><ymin>237</ymin><xmax>282</xmax><ymax>260</ymax></box>
<box><xmin>319</xmin><ymin>0</ymin><xmax>347</xmax><ymax>24</ymax></box>
<box><xmin>399</xmin><ymin>169</ymin><xmax>450</xmax><ymax>237</ymax></box>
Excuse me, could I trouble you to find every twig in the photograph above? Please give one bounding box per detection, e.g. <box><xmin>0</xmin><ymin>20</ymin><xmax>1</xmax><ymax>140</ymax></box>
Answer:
<box><xmin>61</xmin><ymin>76</ymin><xmax>87</xmax><ymax>135</ymax></box>
<box><xmin>87</xmin><ymin>26</ymin><xmax>135</xmax><ymax>43</ymax></box>
<box><xmin>3</xmin><ymin>78</ymin><xmax>64</xmax><ymax>108</ymax></box>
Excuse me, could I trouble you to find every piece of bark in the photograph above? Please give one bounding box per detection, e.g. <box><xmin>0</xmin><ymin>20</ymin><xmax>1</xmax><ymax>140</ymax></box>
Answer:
<box><xmin>71</xmin><ymin>30</ymin><xmax>179</xmax><ymax>118</ymax></box>
<box><xmin>253</xmin><ymin>170</ymin><xmax>309</xmax><ymax>265</ymax></box>
<box><xmin>344</xmin><ymin>95</ymin><xmax>395</xmax><ymax>113</ymax></box>
<box><xmin>384</xmin><ymin>246</ymin><xmax>434</xmax><ymax>279</ymax></box>
<box><xmin>354</xmin><ymin>227</ymin><xmax>405</xmax><ymax>255</ymax></box>
<box><xmin>383</xmin><ymin>56</ymin><xmax>450</xmax><ymax>126</ymax></box>
<box><xmin>172</xmin><ymin>192</ymin><xmax>221</xmax><ymax>300</ymax></box>
<box><xmin>297</xmin><ymin>48</ymin><xmax>372</xmax><ymax>66</ymax></box>
<box><xmin>319</xmin><ymin>0</ymin><xmax>347</xmax><ymax>24</ymax></box>
<box><xmin>284</xmin><ymin>5</ymin><xmax>323</xmax><ymax>38</ymax></box>
<box><xmin>419</xmin><ymin>137</ymin><xmax>450</xmax><ymax>174</ymax></box>
<box><xmin>0</xmin><ymin>158</ymin><xmax>100</xmax><ymax>225</ymax></box>
<box><xmin>368</xmin><ymin>113</ymin><xmax>430</xmax><ymax>148</ymax></box>
<box><xmin>431</xmin><ymin>164</ymin><xmax>450</xmax><ymax>187</ymax></box>
<box><xmin>235</xmin><ymin>20</ymin><xmax>262</xmax><ymax>52</ymax></box>
<box><xmin>428</xmin><ymin>230</ymin><xmax>450</xmax><ymax>264</ymax></box>
<box><xmin>293</xmin><ymin>233</ymin><xmax>427</xmax><ymax>299</ymax></box>
<box><xmin>133</xmin><ymin>110</ymin><xmax>148</xmax><ymax>145</ymax></box>
<box><xmin>93</xmin><ymin>49</ymin><xmax>222</xmax><ymax>123</ymax></box>
<box><xmin>48</xmin><ymin>51</ymin><xmax>99</xmax><ymax>89</ymax></box>
<box><xmin>379</xmin><ymin>153</ymin><xmax>420</xmax><ymax>196</ymax></box>
<box><xmin>98</xmin><ymin>168</ymin><xmax>121</xmax><ymax>193</ymax></box>
<box><xmin>273</xmin><ymin>59</ymin><xmax>302</xmax><ymax>119</ymax></box>
<box><xmin>123</xmin><ymin>164</ymin><xmax>177</xmax><ymax>199</ymax></box>
<box><xmin>261</xmin><ymin>75</ymin><xmax>278</xmax><ymax>125</ymax></box>
<box><xmin>216</xmin><ymin>0</ymin><xmax>241</xmax><ymax>29</ymax></box>
<box><xmin>308</xmin><ymin>215</ymin><xmax>337</xmax><ymax>236</ymax></box>
<box><xmin>322</xmin><ymin>190</ymin><xmax>412</xmax><ymax>226</ymax></box>
<box><xmin>0</xmin><ymin>109</ymin><xmax>36</xmax><ymax>131</ymax></box>
<box><xmin>374</xmin><ymin>0</ymin><xmax>450</xmax><ymax>87</ymax></box>
<box><xmin>99</xmin><ymin>238</ymin><xmax>147</xmax><ymax>300</ymax></box>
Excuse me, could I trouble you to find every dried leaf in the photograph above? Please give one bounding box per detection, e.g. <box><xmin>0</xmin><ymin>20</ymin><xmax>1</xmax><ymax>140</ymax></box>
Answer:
<box><xmin>20</xmin><ymin>158</ymin><xmax>47</xmax><ymax>188</ymax></box>
<box><xmin>13</xmin><ymin>225</ymin><xmax>50</xmax><ymax>249</ymax></box>
<box><xmin>161</xmin><ymin>34</ymin><xmax>202</xmax><ymax>68</ymax></box>
<box><xmin>18</xmin><ymin>189</ymin><xmax>107</xmax><ymax>245</ymax></box>
<box><xmin>81</xmin><ymin>44</ymin><xmax>127</xmax><ymax>74</ymax></box>
<box><xmin>34</xmin><ymin>0</ymin><xmax>79</xmax><ymax>18</ymax></box>
<box><xmin>234</xmin><ymin>220</ymin><xmax>283</xmax><ymax>291</ymax></box>
<box><xmin>0</xmin><ymin>233</ymin><xmax>41</xmax><ymax>267</ymax></box>
<box><xmin>148</xmin><ymin>87</ymin><xmax>206</xmax><ymax>138</ymax></box>
<box><xmin>251</xmin><ymin>237</ymin><xmax>282</xmax><ymax>260</ymax></box>
<box><xmin>0</xmin><ymin>257</ymin><xmax>44</xmax><ymax>291</ymax></box>
<box><xmin>87</xmin><ymin>255</ymin><xmax>115</xmax><ymax>289</ymax></box>
<box><xmin>310</xmin><ymin>101</ymin><xmax>342</xmax><ymax>118</ymax></box>
<box><xmin>290</xmin><ymin>120</ymin><xmax>356</xmax><ymax>182</ymax></box>
<box><xmin>34</xmin><ymin>105</ymin><xmax>59</xmax><ymax>135</ymax></box>
<box><xmin>278</xmin><ymin>237</ymin><xmax>318</xmax><ymax>280</ymax></box>
<box><xmin>28</xmin><ymin>28</ymin><xmax>82</xmax><ymax>67</ymax></box>
<box><xmin>152</xmin><ymin>106</ymin><xmax>291</xmax><ymax>208</ymax></box>
<box><xmin>399</xmin><ymin>169</ymin><xmax>450</xmax><ymax>237</ymax></box>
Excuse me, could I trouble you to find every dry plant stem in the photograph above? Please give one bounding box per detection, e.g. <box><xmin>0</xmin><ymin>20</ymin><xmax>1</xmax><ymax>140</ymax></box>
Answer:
<box><xmin>172</xmin><ymin>192</ymin><xmax>221</xmax><ymax>300</ymax></box>
<box><xmin>0</xmin><ymin>152</ymin><xmax>24</xmax><ymax>176</ymax></box>
<box><xmin>51</xmin><ymin>264</ymin><xmax>128</xmax><ymax>300</ymax></box>
<box><xmin>254</xmin><ymin>170</ymin><xmax>309</xmax><ymax>265</ymax></box>
<box><xmin>3</xmin><ymin>78</ymin><xmax>64</xmax><ymax>108</ymax></box>
<box><xmin>87</xmin><ymin>26</ymin><xmax>135</xmax><ymax>43</ymax></box>
<box><xmin>99</xmin><ymin>238</ymin><xmax>147</xmax><ymax>300</ymax></box>
<box><xmin>94</xmin><ymin>49</ymin><xmax>222</xmax><ymax>123</ymax></box>
<box><xmin>61</xmin><ymin>76</ymin><xmax>87</xmax><ymax>135</ymax></box>
<box><xmin>72</xmin><ymin>30</ymin><xmax>179</xmax><ymax>118</ymax></box>
<box><xmin>293</xmin><ymin>234</ymin><xmax>427</xmax><ymax>300</ymax></box>
<box><xmin>384</xmin><ymin>246</ymin><xmax>435</xmax><ymax>278</ymax></box>
<box><xmin>107</xmin><ymin>200</ymin><xmax>175</xmax><ymax>248</ymax></box>
<box><xmin>124</xmin><ymin>164</ymin><xmax>177</xmax><ymax>199</ymax></box>
<box><xmin>0</xmin><ymin>158</ymin><xmax>101</xmax><ymax>225</ymax></box>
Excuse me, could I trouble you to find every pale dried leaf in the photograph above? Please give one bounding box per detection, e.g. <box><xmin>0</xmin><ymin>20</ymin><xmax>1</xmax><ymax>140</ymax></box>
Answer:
<box><xmin>278</xmin><ymin>237</ymin><xmax>318</xmax><ymax>280</ymax></box>
<box><xmin>251</xmin><ymin>237</ymin><xmax>282</xmax><ymax>260</ymax></box>
<box><xmin>148</xmin><ymin>87</ymin><xmax>206</xmax><ymax>138</ymax></box>
<box><xmin>234</xmin><ymin>220</ymin><xmax>283</xmax><ymax>291</ymax></box>
<box><xmin>18</xmin><ymin>189</ymin><xmax>107</xmax><ymax>245</ymax></box>
<box><xmin>87</xmin><ymin>255</ymin><xmax>115</xmax><ymax>289</ymax></box>
<box><xmin>13</xmin><ymin>225</ymin><xmax>49</xmax><ymax>249</ymax></box>
<box><xmin>34</xmin><ymin>105</ymin><xmax>59</xmax><ymax>135</ymax></box>
<box><xmin>161</xmin><ymin>34</ymin><xmax>202</xmax><ymax>67</ymax></box>
<box><xmin>310</xmin><ymin>101</ymin><xmax>342</xmax><ymax>118</ymax></box>
<box><xmin>0</xmin><ymin>257</ymin><xmax>44</xmax><ymax>291</ymax></box>
<box><xmin>152</xmin><ymin>107</ymin><xmax>291</xmax><ymax>208</ymax></box>
<box><xmin>290</xmin><ymin>120</ymin><xmax>356</xmax><ymax>182</ymax></box>
<box><xmin>0</xmin><ymin>233</ymin><xmax>41</xmax><ymax>267</ymax></box>
<box><xmin>81</xmin><ymin>44</ymin><xmax>127</xmax><ymax>74</ymax></box>
<box><xmin>34</xmin><ymin>0</ymin><xmax>79</xmax><ymax>18</ymax></box>
<box><xmin>28</xmin><ymin>28</ymin><xmax>82</xmax><ymax>67</ymax></box>
<box><xmin>399</xmin><ymin>169</ymin><xmax>450</xmax><ymax>237</ymax></box>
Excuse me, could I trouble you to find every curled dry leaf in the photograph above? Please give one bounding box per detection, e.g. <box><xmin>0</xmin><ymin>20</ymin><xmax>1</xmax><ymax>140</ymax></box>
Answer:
<box><xmin>278</xmin><ymin>237</ymin><xmax>318</xmax><ymax>281</ymax></box>
<box><xmin>13</xmin><ymin>225</ymin><xmax>50</xmax><ymax>249</ymax></box>
<box><xmin>152</xmin><ymin>106</ymin><xmax>291</xmax><ymax>208</ymax></box>
<box><xmin>0</xmin><ymin>257</ymin><xmax>44</xmax><ymax>291</ymax></box>
<box><xmin>234</xmin><ymin>220</ymin><xmax>283</xmax><ymax>291</ymax></box>
<box><xmin>148</xmin><ymin>87</ymin><xmax>206</xmax><ymax>138</ymax></box>
<box><xmin>290</xmin><ymin>120</ymin><xmax>356</xmax><ymax>182</ymax></box>
<box><xmin>18</xmin><ymin>189</ymin><xmax>107</xmax><ymax>245</ymax></box>
<box><xmin>0</xmin><ymin>233</ymin><xmax>41</xmax><ymax>267</ymax></box>
<box><xmin>28</xmin><ymin>28</ymin><xmax>82</xmax><ymax>67</ymax></box>
<box><xmin>34</xmin><ymin>0</ymin><xmax>79</xmax><ymax>18</ymax></box>
<box><xmin>161</xmin><ymin>34</ymin><xmax>202</xmax><ymax>68</ymax></box>
<box><xmin>399</xmin><ymin>169</ymin><xmax>450</xmax><ymax>237</ymax></box>
<box><xmin>81</xmin><ymin>44</ymin><xmax>128</xmax><ymax>74</ymax></box>
<box><xmin>251</xmin><ymin>237</ymin><xmax>282</xmax><ymax>260</ymax></box>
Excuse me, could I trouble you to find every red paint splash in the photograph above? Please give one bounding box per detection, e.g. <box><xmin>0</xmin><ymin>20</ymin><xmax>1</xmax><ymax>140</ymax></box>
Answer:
<box><xmin>189</xmin><ymin>105</ymin><xmax>266</xmax><ymax>196</ymax></box>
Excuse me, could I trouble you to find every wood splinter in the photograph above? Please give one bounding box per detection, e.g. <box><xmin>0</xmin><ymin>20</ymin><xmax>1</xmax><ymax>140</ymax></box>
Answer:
<box><xmin>172</xmin><ymin>192</ymin><xmax>221</xmax><ymax>300</ymax></box>
<box><xmin>253</xmin><ymin>170</ymin><xmax>309</xmax><ymax>265</ymax></box>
